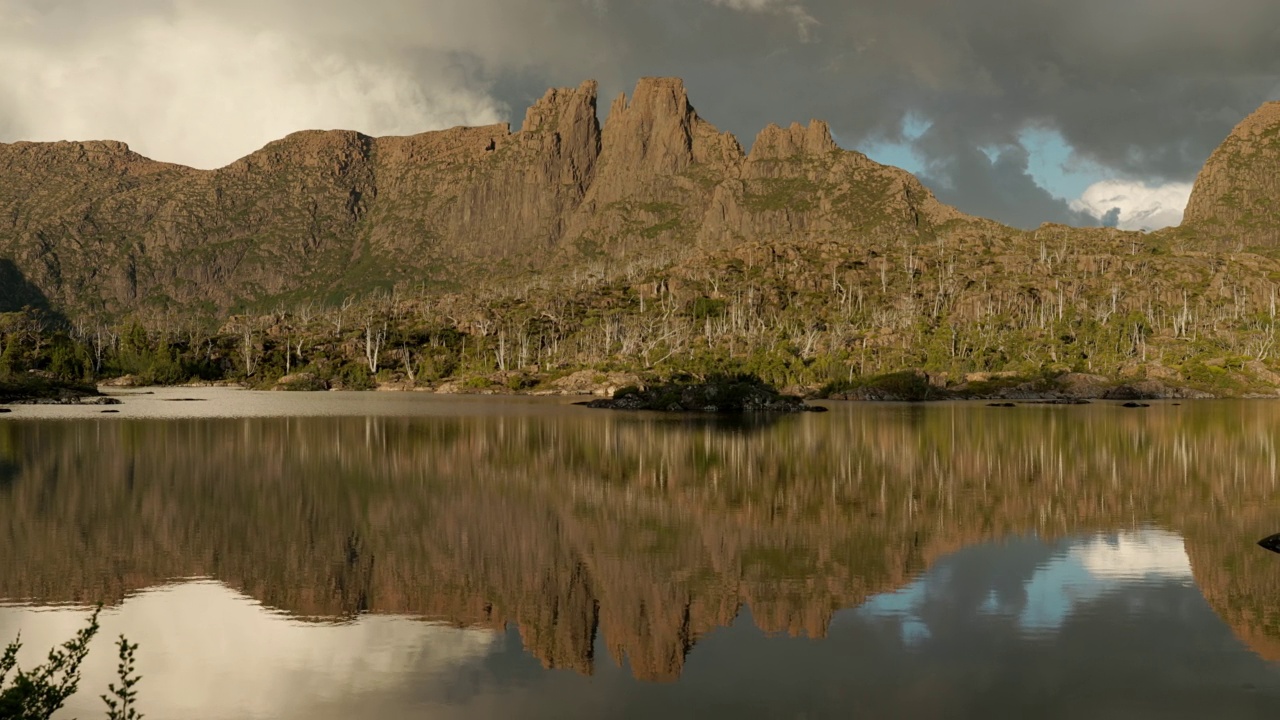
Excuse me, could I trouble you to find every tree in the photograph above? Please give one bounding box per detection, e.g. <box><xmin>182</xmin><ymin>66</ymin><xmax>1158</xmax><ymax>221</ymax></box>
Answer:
<box><xmin>239</xmin><ymin>322</ymin><xmax>260</xmax><ymax>378</ymax></box>
<box><xmin>363</xmin><ymin>319</ymin><xmax>386</xmax><ymax>374</ymax></box>
<box><xmin>0</xmin><ymin>335</ymin><xmax>20</xmax><ymax>378</ymax></box>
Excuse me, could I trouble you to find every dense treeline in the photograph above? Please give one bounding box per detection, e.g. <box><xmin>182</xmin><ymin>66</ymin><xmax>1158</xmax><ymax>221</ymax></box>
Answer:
<box><xmin>6</xmin><ymin>223</ymin><xmax>1280</xmax><ymax>398</ymax></box>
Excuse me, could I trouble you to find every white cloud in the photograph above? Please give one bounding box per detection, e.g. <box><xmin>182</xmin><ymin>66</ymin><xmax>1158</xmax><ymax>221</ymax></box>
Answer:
<box><xmin>1074</xmin><ymin>528</ymin><xmax>1193</xmax><ymax>580</ymax></box>
<box><xmin>705</xmin><ymin>0</ymin><xmax>817</xmax><ymax>38</ymax></box>
<box><xmin>1070</xmin><ymin>179</ymin><xmax>1194</xmax><ymax>231</ymax></box>
<box><xmin>0</xmin><ymin>6</ymin><xmax>504</xmax><ymax>168</ymax></box>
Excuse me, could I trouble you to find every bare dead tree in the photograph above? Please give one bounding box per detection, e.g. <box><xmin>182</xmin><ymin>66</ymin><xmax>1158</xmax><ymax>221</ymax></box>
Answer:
<box><xmin>90</xmin><ymin>325</ymin><xmax>114</xmax><ymax>375</ymax></box>
<box><xmin>495</xmin><ymin>328</ymin><xmax>508</xmax><ymax>371</ymax></box>
<box><xmin>364</xmin><ymin>320</ymin><xmax>387</xmax><ymax>373</ymax></box>
<box><xmin>240</xmin><ymin>323</ymin><xmax>260</xmax><ymax>377</ymax></box>
<box><xmin>334</xmin><ymin>295</ymin><xmax>356</xmax><ymax>337</ymax></box>
<box><xmin>401</xmin><ymin>346</ymin><xmax>417</xmax><ymax>384</ymax></box>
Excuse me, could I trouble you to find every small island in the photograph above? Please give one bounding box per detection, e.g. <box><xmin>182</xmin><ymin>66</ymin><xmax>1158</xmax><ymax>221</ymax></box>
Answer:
<box><xmin>581</xmin><ymin>375</ymin><xmax>826</xmax><ymax>413</ymax></box>
<box><xmin>0</xmin><ymin>376</ymin><xmax>116</xmax><ymax>406</ymax></box>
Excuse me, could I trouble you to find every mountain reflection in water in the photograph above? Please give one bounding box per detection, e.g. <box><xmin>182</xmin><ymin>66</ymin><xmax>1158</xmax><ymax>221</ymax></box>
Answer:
<box><xmin>2</xmin><ymin>396</ymin><xmax>1280</xmax><ymax>718</ymax></box>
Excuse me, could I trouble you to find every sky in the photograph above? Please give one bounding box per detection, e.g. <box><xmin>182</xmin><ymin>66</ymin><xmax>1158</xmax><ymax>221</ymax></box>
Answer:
<box><xmin>1</xmin><ymin>1</ymin><xmax>1277</xmax><ymax>231</ymax></box>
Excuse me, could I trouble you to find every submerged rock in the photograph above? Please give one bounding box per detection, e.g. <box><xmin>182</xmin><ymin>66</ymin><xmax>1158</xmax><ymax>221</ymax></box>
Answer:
<box><xmin>83</xmin><ymin>397</ymin><xmax>123</xmax><ymax>405</ymax></box>
<box><xmin>1258</xmin><ymin>533</ymin><xmax>1280</xmax><ymax>554</ymax></box>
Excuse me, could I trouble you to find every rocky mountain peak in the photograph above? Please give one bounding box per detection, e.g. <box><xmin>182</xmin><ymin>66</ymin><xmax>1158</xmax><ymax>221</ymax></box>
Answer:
<box><xmin>598</xmin><ymin>77</ymin><xmax>707</xmax><ymax>177</ymax></box>
<box><xmin>748</xmin><ymin>120</ymin><xmax>838</xmax><ymax>161</ymax></box>
<box><xmin>1182</xmin><ymin>101</ymin><xmax>1280</xmax><ymax>243</ymax></box>
<box><xmin>515</xmin><ymin>79</ymin><xmax>601</xmax><ymax>189</ymax></box>
<box><xmin>230</xmin><ymin>129</ymin><xmax>374</xmax><ymax>172</ymax></box>
<box><xmin>521</xmin><ymin>80</ymin><xmax>600</xmax><ymax>135</ymax></box>
<box><xmin>1222</xmin><ymin>101</ymin><xmax>1280</xmax><ymax>139</ymax></box>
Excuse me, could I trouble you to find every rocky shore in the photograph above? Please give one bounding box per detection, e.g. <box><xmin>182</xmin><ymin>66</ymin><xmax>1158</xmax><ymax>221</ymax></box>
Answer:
<box><xmin>823</xmin><ymin>371</ymin><xmax>1228</xmax><ymax>403</ymax></box>
<box><xmin>0</xmin><ymin>379</ymin><xmax>116</xmax><ymax>406</ymax></box>
<box><xmin>69</xmin><ymin>368</ymin><xmax>1280</xmax><ymax>406</ymax></box>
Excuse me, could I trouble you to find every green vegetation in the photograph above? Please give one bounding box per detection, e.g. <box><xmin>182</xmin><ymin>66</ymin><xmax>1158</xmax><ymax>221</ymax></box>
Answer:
<box><xmin>8</xmin><ymin>218</ymin><xmax>1280</xmax><ymax>401</ymax></box>
<box><xmin>586</xmin><ymin>374</ymin><xmax>819</xmax><ymax>412</ymax></box>
<box><xmin>0</xmin><ymin>609</ymin><xmax>142</xmax><ymax>720</ymax></box>
<box><xmin>742</xmin><ymin>177</ymin><xmax>819</xmax><ymax>212</ymax></box>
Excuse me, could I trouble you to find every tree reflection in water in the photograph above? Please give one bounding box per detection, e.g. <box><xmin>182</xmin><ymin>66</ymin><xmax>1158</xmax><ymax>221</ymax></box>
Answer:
<box><xmin>1</xmin><ymin>399</ymin><xmax>1279</xmax><ymax>681</ymax></box>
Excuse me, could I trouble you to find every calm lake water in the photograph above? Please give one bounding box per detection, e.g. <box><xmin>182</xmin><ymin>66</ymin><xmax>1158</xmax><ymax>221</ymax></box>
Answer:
<box><xmin>3</xmin><ymin>389</ymin><xmax>1280</xmax><ymax>718</ymax></box>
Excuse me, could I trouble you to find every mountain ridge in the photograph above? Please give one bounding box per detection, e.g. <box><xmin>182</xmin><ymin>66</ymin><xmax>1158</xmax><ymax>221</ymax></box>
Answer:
<box><xmin>6</xmin><ymin>78</ymin><xmax>1280</xmax><ymax>399</ymax></box>
<box><xmin>0</xmin><ymin>76</ymin><xmax>974</xmax><ymax>319</ymax></box>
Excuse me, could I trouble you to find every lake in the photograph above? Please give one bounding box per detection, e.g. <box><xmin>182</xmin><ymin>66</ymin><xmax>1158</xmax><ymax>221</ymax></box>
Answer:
<box><xmin>3</xmin><ymin>389</ymin><xmax>1280</xmax><ymax>718</ymax></box>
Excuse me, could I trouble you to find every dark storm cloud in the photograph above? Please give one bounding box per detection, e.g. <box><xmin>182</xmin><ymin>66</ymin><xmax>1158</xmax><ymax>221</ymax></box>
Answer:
<box><xmin>914</xmin><ymin>127</ymin><xmax>1099</xmax><ymax>228</ymax></box>
<box><xmin>1</xmin><ymin>0</ymin><xmax>1277</xmax><ymax>228</ymax></box>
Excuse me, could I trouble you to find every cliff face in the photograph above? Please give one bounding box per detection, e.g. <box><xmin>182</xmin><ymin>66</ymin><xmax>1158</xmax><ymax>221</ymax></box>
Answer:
<box><xmin>0</xmin><ymin>77</ymin><xmax>962</xmax><ymax>319</ymax></box>
<box><xmin>1182</xmin><ymin>101</ymin><xmax>1280</xmax><ymax>244</ymax></box>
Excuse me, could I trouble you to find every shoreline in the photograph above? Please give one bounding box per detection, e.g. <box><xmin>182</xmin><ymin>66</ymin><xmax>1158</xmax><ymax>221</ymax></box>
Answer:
<box><xmin>0</xmin><ymin>384</ymin><xmax>1258</xmax><ymax>422</ymax></box>
<box><xmin>5</xmin><ymin>368</ymin><xmax>1277</xmax><ymax>408</ymax></box>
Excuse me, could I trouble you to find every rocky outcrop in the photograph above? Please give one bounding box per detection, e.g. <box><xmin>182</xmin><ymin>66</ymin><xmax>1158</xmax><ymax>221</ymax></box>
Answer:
<box><xmin>697</xmin><ymin>119</ymin><xmax>942</xmax><ymax>247</ymax></box>
<box><xmin>748</xmin><ymin>121</ymin><xmax>838</xmax><ymax>160</ymax></box>
<box><xmin>432</xmin><ymin>80</ymin><xmax>601</xmax><ymax>259</ymax></box>
<box><xmin>561</xmin><ymin>77</ymin><xmax>745</xmax><ymax>252</ymax></box>
<box><xmin>1182</xmin><ymin>101</ymin><xmax>1280</xmax><ymax>244</ymax></box>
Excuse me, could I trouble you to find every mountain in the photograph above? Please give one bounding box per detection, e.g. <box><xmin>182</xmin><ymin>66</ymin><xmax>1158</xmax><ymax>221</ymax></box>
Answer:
<box><xmin>5</xmin><ymin>78</ymin><xmax>1280</xmax><ymax>397</ymax></box>
<box><xmin>0</xmin><ymin>78</ymin><xmax>962</xmax><ymax>320</ymax></box>
<box><xmin>1183</xmin><ymin>101</ymin><xmax>1280</xmax><ymax>245</ymax></box>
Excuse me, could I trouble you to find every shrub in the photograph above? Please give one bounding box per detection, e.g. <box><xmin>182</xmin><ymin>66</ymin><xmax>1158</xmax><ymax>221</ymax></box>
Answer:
<box><xmin>0</xmin><ymin>608</ymin><xmax>143</xmax><ymax>720</ymax></box>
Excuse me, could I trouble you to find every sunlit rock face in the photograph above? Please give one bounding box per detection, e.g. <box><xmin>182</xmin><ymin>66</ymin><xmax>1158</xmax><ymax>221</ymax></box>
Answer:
<box><xmin>0</xmin><ymin>77</ymin><xmax>954</xmax><ymax>320</ymax></box>
<box><xmin>1183</xmin><ymin>101</ymin><xmax>1280</xmax><ymax>243</ymax></box>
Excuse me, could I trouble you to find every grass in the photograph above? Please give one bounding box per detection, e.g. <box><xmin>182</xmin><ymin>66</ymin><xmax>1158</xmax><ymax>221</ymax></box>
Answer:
<box><xmin>742</xmin><ymin>177</ymin><xmax>819</xmax><ymax>212</ymax></box>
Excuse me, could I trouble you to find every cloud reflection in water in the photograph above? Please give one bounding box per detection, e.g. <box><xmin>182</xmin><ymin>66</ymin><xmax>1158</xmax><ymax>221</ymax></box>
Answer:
<box><xmin>856</xmin><ymin>529</ymin><xmax>1194</xmax><ymax>644</ymax></box>
<box><xmin>0</xmin><ymin>581</ymin><xmax>499</xmax><ymax>720</ymax></box>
